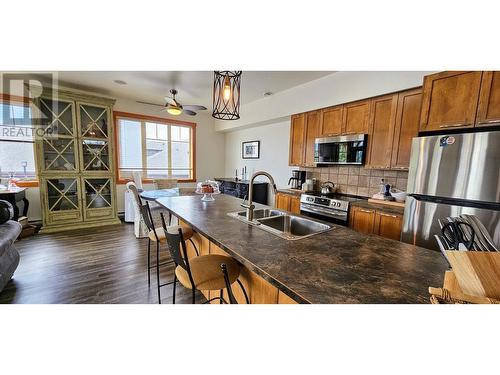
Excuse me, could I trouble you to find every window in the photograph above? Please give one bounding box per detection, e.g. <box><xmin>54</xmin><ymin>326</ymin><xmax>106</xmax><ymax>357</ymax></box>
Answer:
<box><xmin>0</xmin><ymin>98</ymin><xmax>37</xmax><ymax>179</ymax></box>
<box><xmin>116</xmin><ymin>112</ymin><xmax>196</xmax><ymax>181</ymax></box>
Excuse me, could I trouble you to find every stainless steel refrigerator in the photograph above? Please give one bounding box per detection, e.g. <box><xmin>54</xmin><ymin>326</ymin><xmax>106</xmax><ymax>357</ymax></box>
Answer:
<box><xmin>401</xmin><ymin>131</ymin><xmax>500</xmax><ymax>250</ymax></box>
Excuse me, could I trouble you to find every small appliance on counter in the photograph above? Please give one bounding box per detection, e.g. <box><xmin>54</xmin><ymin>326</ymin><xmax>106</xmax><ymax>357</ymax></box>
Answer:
<box><xmin>302</xmin><ymin>178</ymin><xmax>315</xmax><ymax>192</ymax></box>
<box><xmin>288</xmin><ymin>170</ymin><xmax>306</xmax><ymax>190</ymax></box>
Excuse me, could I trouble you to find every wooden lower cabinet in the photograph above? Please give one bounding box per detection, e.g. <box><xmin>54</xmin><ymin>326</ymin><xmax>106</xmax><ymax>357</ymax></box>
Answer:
<box><xmin>373</xmin><ymin>211</ymin><xmax>403</xmax><ymax>241</ymax></box>
<box><xmin>275</xmin><ymin>192</ymin><xmax>301</xmax><ymax>214</ymax></box>
<box><xmin>278</xmin><ymin>291</ymin><xmax>299</xmax><ymax>304</ymax></box>
<box><xmin>349</xmin><ymin>206</ymin><xmax>403</xmax><ymax>241</ymax></box>
<box><xmin>208</xmin><ymin>242</ymin><xmax>281</xmax><ymax>304</ymax></box>
<box><xmin>349</xmin><ymin>207</ymin><xmax>375</xmax><ymax>234</ymax></box>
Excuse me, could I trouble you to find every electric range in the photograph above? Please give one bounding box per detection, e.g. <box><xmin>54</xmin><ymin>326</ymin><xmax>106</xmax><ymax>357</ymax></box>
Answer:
<box><xmin>300</xmin><ymin>192</ymin><xmax>362</xmax><ymax>225</ymax></box>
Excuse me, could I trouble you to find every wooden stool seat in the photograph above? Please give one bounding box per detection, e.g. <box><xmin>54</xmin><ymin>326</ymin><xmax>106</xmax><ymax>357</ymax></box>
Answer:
<box><xmin>148</xmin><ymin>224</ymin><xmax>194</xmax><ymax>243</ymax></box>
<box><xmin>175</xmin><ymin>254</ymin><xmax>241</xmax><ymax>291</ymax></box>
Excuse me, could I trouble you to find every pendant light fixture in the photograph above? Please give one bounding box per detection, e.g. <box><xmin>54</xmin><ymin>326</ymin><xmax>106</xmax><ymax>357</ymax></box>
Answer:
<box><xmin>212</xmin><ymin>71</ymin><xmax>242</xmax><ymax>120</ymax></box>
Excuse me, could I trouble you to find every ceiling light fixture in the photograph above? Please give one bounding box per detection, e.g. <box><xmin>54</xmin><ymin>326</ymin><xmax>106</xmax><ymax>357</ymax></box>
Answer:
<box><xmin>113</xmin><ymin>79</ymin><xmax>127</xmax><ymax>85</ymax></box>
<box><xmin>166</xmin><ymin>105</ymin><xmax>182</xmax><ymax>116</ymax></box>
<box><xmin>212</xmin><ymin>71</ymin><xmax>242</xmax><ymax>120</ymax></box>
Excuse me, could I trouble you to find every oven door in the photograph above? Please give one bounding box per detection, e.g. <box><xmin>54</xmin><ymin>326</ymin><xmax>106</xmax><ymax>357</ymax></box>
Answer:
<box><xmin>300</xmin><ymin>203</ymin><xmax>348</xmax><ymax>226</ymax></box>
<box><xmin>315</xmin><ymin>134</ymin><xmax>367</xmax><ymax>165</ymax></box>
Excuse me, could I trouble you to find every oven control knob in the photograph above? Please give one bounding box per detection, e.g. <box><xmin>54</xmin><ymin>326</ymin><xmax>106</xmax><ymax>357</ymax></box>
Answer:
<box><xmin>336</xmin><ymin>202</ymin><xmax>341</xmax><ymax>207</ymax></box>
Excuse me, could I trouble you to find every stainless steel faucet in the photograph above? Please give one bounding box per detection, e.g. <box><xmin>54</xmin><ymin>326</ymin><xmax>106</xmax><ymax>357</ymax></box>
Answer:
<box><xmin>241</xmin><ymin>171</ymin><xmax>278</xmax><ymax>221</ymax></box>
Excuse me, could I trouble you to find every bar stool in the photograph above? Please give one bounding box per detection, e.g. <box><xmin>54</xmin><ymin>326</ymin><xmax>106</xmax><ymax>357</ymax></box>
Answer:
<box><xmin>159</xmin><ymin>212</ymin><xmax>249</xmax><ymax>304</ymax></box>
<box><xmin>140</xmin><ymin>201</ymin><xmax>199</xmax><ymax>303</ymax></box>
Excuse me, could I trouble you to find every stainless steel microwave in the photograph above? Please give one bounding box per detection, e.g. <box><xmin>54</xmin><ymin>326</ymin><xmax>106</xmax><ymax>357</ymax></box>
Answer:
<box><xmin>314</xmin><ymin>134</ymin><xmax>367</xmax><ymax>165</ymax></box>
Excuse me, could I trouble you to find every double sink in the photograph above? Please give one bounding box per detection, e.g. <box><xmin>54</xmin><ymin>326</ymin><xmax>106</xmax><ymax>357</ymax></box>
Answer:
<box><xmin>227</xmin><ymin>208</ymin><xmax>333</xmax><ymax>240</ymax></box>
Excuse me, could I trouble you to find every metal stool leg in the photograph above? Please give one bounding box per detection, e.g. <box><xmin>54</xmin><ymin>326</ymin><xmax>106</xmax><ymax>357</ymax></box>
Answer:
<box><xmin>172</xmin><ymin>274</ymin><xmax>177</xmax><ymax>304</ymax></box>
<box><xmin>156</xmin><ymin>241</ymin><xmax>161</xmax><ymax>304</ymax></box>
<box><xmin>147</xmin><ymin>238</ymin><xmax>151</xmax><ymax>286</ymax></box>
<box><xmin>192</xmin><ymin>289</ymin><xmax>196</xmax><ymax>304</ymax></box>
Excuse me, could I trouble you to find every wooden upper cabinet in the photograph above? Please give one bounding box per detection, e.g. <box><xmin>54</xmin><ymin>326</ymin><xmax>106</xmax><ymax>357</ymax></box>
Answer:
<box><xmin>343</xmin><ymin>99</ymin><xmax>371</xmax><ymax>135</ymax></box>
<box><xmin>391</xmin><ymin>88</ymin><xmax>422</xmax><ymax>169</ymax></box>
<box><xmin>303</xmin><ymin>110</ymin><xmax>321</xmax><ymax>167</ymax></box>
<box><xmin>289</xmin><ymin>114</ymin><xmax>306</xmax><ymax>166</ymax></box>
<box><xmin>476</xmin><ymin>71</ymin><xmax>500</xmax><ymax>127</ymax></box>
<box><xmin>419</xmin><ymin>71</ymin><xmax>483</xmax><ymax>132</ymax></box>
<box><xmin>320</xmin><ymin>105</ymin><xmax>343</xmax><ymax>136</ymax></box>
<box><xmin>366</xmin><ymin>94</ymin><xmax>398</xmax><ymax>169</ymax></box>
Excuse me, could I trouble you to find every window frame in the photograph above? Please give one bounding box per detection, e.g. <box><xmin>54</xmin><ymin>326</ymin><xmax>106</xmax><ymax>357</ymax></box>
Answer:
<box><xmin>114</xmin><ymin>111</ymin><xmax>197</xmax><ymax>184</ymax></box>
<box><xmin>0</xmin><ymin>93</ymin><xmax>39</xmax><ymax>187</ymax></box>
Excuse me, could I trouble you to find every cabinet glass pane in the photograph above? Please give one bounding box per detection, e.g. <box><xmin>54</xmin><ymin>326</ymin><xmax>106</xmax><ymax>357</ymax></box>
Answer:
<box><xmin>46</xmin><ymin>178</ymin><xmax>79</xmax><ymax>211</ymax></box>
<box><xmin>39</xmin><ymin>99</ymin><xmax>74</xmax><ymax>136</ymax></box>
<box><xmin>84</xmin><ymin>178</ymin><xmax>111</xmax><ymax>209</ymax></box>
<box><xmin>42</xmin><ymin>138</ymin><xmax>77</xmax><ymax>171</ymax></box>
<box><xmin>80</xmin><ymin>104</ymin><xmax>108</xmax><ymax>138</ymax></box>
<box><xmin>82</xmin><ymin>139</ymin><xmax>110</xmax><ymax>171</ymax></box>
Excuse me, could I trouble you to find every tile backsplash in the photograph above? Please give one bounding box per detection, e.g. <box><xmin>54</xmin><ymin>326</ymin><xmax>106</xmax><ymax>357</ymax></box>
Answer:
<box><xmin>300</xmin><ymin>165</ymin><xmax>409</xmax><ymax>198</ymax></box>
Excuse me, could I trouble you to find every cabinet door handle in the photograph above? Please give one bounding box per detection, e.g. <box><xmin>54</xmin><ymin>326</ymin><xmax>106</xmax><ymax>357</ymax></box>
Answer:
<box><xmin>359</xmin><ymin>209</ymin><xmax>374</xmax><ymax>214</ymax></box>
<box><xmin>439</xmin><ymin>123</ymin><xmax>466</xmax><ymax>128</ymax></box>
<box><xmin>379</xmin><ymin>212</ymin><xmax>398</xmax><ymax>218</ymax></box>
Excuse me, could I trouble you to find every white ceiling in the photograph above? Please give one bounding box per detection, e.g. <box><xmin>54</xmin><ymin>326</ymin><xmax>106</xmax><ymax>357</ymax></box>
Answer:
<box><xmin>53</xmin><ymin>71</ymin><xmax>333</xmax><ymax>108</ymax></box>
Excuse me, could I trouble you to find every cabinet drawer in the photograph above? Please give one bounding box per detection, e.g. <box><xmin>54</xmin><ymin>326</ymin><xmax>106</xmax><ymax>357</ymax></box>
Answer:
<box><xmin>85</xmin><ymin>208</ymin><xmax>114</xmax><ymax>220</ymax></box>
<box><xmin>48</xmin><ymin>210</ymin><xmax>82</xmax><ymax>224</ymax></box>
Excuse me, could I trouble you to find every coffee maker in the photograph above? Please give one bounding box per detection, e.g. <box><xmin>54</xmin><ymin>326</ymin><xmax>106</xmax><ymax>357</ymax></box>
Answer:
<box><xmin>288</xmin><ymin>170</ymin><xmax>306</xmax><ymax>190</ymax></box>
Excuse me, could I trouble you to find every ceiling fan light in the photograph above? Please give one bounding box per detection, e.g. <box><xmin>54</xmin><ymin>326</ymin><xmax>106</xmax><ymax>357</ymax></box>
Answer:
<box><xmin>166</xmin><ymin>105</ymin><xmax>182</xmax><ymax>116</ymax></box>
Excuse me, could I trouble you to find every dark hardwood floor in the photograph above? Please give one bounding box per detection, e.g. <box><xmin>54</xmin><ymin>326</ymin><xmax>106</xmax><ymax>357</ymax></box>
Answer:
<box><xmin>0</xmin><ymin>221</ymin><xmax>206</xmax><ymax>304</ymax></box>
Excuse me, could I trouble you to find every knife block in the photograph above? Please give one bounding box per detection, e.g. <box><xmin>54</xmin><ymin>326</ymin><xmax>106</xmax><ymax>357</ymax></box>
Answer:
<box><xmin>445</xmin><ymin>251</ymin><xmax>500</xmax><ymax>299</ymax></box>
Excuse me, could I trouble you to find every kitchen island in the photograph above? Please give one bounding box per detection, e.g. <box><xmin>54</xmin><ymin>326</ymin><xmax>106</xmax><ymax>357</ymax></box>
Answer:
<box><xmin>156</xmin><ymin>194</ymin><xmax>448</xmax><ymax>304</ymax></box>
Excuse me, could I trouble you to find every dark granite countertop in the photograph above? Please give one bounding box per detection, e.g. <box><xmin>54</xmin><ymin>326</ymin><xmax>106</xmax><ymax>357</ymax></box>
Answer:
<box><xmin>215</xmin><ymin>177</ymin><xmax>268</xmax><ymax>185</ymax></box>
<box><xmin>276</xmin><ymin>188</ymin><xmax>303</xmax><ymax>196</ymax></box>
<box><xmin>350</xmin><ymin>199</ymin><xmax>405</xmax><ymax>216</ymax></box>
<box><xmin>156</xmin><ymin>194</ymin><xmax>447</xmax><ymax>304</ymax></box>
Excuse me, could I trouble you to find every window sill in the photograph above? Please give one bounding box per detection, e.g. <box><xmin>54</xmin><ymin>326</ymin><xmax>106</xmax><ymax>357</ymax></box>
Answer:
<box><xmin>117</xmin><ymin>178</ymin><xmax>196</xmax><ymax>185</ymax></box>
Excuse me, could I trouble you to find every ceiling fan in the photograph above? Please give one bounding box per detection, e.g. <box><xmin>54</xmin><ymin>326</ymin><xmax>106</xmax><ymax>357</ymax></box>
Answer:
<box><xmin>137</xmin><ymin>89</ymin><xmax>207</xmax><ymax>116</ymax></box>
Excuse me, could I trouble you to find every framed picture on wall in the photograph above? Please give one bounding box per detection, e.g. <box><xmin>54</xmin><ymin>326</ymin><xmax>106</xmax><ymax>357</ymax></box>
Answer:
<box><xmin>242</xmin><ymin>140</ymin><xmax>260</xmax><ymax>159</ymax></box>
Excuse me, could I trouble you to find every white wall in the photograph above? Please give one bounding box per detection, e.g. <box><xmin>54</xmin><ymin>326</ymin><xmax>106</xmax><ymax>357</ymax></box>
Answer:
<box><xmin>216</xmin><ymin>71</ymin><xmax>437</xmax><ymax>131</ymax></box>
<box><xmin>224</xmin><ymin>120</ymin><xmax>294</xmax><ymax>193</ymax></box>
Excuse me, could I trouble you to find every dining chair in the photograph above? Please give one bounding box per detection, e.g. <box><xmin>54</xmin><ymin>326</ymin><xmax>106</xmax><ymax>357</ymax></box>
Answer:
<box><xmin>126</xmin><ymin>182</ymin><xmax>148</xmax><ymax>238</ymax></box>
